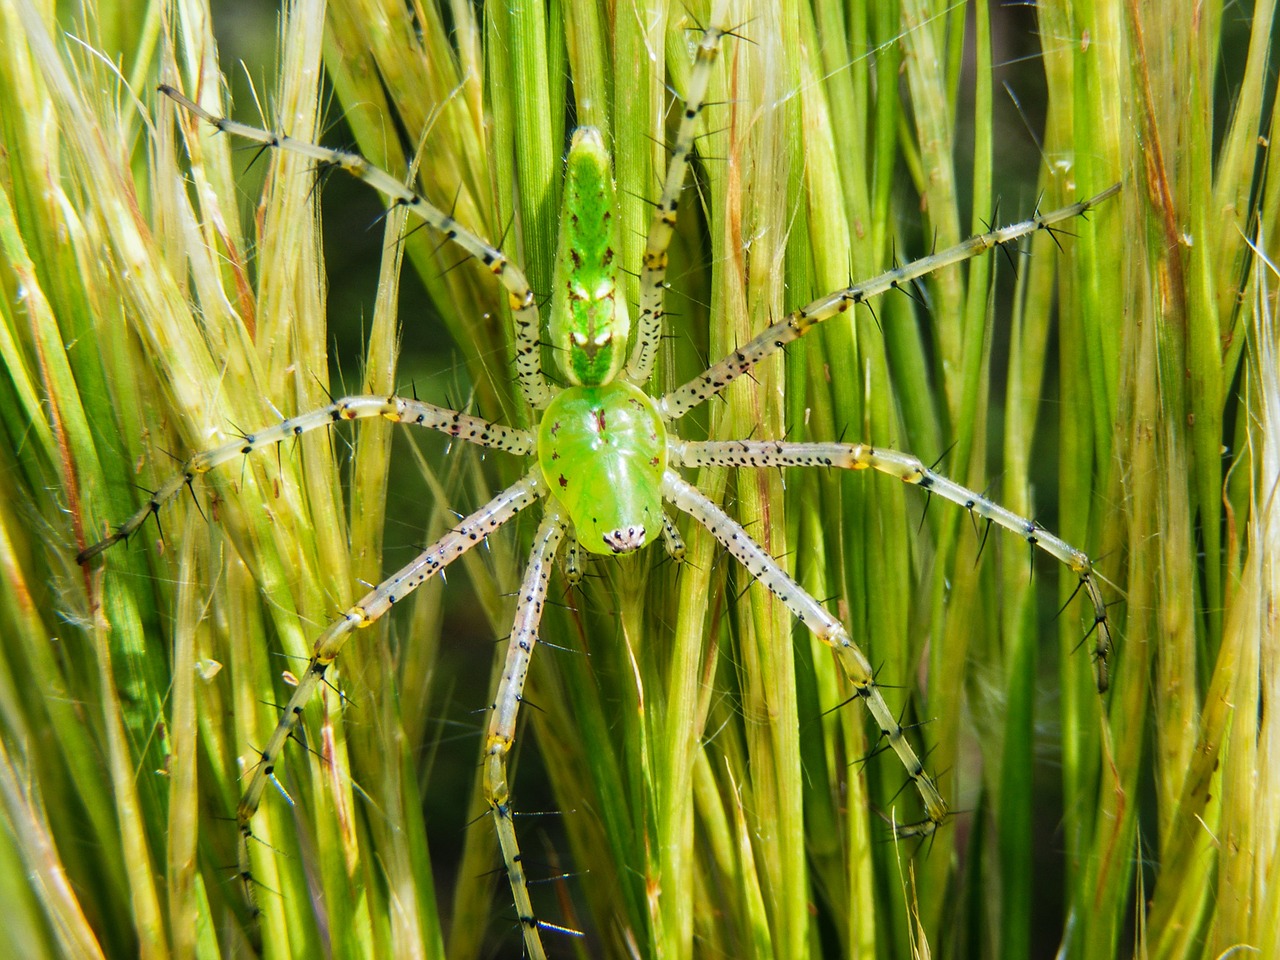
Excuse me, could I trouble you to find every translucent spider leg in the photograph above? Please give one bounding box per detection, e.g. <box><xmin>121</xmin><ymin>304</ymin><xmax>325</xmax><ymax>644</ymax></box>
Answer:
<box><xmin>658</xmin><ymin>184</ymin><xmax>1121</xmax><ymax>420</ymax></box>
<box><xmin>660</xmin><ymin>471</ymin><xmax>950</xmax><ymax>831</ymax></box>
<box><xmin>76</xmin><ymin>396</ymin><xmax>533</xmax><ymax>563</ymax></box>
<box><xmin>673</xmin><ymin>440</ymin><xmax>1113</xmax><ymax>691</ymax></box>
<box><xmin>562</xmin><ymin>528</ymin><xmax>585</xmax><ymax>586</ymax></box>
<box><xmin>660</xmin><ymin>512</ymin><xmax>687</xmax><ymax>563</ymax></box>
<box><xmin>625</xmin><ymin>7</ymin><xmax>729</xmax><ymax>384</ymax></box>
<box><xmin>157</xmin><ymin>85</ymin><xmax>556</xmax><ymax>409</ymax></box>
<box><xmin>484</xmin><ymin>503</ymin><xmax>569</xmax><ymax>960</ymax></box>
<box><xmin>235</xmin><ymin>473</ymin><xmax>547</xmax><ymax>910</ymax></box>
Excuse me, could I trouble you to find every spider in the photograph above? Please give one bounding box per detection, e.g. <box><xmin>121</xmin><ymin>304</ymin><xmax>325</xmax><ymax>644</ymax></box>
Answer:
<box><xmin>74</xmin><ymin>5</ymin><xmax>1116</xmax><ymax>957</ymax></box>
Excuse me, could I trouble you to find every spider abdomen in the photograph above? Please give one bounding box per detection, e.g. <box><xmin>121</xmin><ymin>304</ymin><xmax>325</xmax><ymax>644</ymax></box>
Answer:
<box><xmin>537</xmin><ymin>381</ymin><xmax>667</xmax><ymax>554</ymax></box>
<box><xmin>549</xmin><ymin>127</ymin><xmax>630</xmax><ymax>387</ymax></box>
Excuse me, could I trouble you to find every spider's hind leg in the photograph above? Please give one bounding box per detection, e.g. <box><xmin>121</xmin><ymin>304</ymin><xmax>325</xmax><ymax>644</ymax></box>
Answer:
<box><xmin>624</xmin><ymin>5</ymin><xmax>733</xmax><ymax>386</ymax></box>
<box><xmin>657</xmin><ymin>185</ymin><xmax>1121</xmax><ymax>421</ymax></box>
<box><xmin>156</xmin><ymin>84</ymin><xmax>555</xmax><ymax>410</ymax></box>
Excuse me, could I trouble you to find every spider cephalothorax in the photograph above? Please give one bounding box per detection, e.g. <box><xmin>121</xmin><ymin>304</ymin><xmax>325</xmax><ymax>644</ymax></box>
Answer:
<box><xmin>538</xmin><ymin>380</ymin><xmax>667</xmax><ymax>554</ymax></box>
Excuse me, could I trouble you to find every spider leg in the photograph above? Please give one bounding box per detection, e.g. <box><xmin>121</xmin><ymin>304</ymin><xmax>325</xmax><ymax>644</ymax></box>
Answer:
<box><xmin>157</xmin><ymin>86</ymin><xmax>555</xmax><ymax>409</ymax></box>
<box><xmin>77</xmin><ymin>395</ymin><xmax>532</xmax><ymax>564</ymax></box>
<box><xmin>661</xmin><ymin>470</ymin><xmax>949</xmax><ymax>833</ymax></box>
<box><xmin>562</xmin><ymin>524</ymin><xmax>585</xmax><ymax>586</ymax></box>
<box><xmin>235</xmin><ymin>472</ymin><xmax>547</xmax><ymax>915</ymax></box>
<box><xmin>673</xmin><ymin>439</ymin><xmax>1112</xmax><ymax>692</ymax></box>
<box><xmin>484</xmin><ymin>503</ymin><xmax>570</xmax><ymax>960</ymax></box>
<box><xmin>624</xmin><ymin>3</ymin><xmax>729</xmax><ymax>385</ymax></box>
<box><xmin>660</xmin><ymin>511</ymin><xmax>687</xmax><ymax>564</ymax></box>
<box><xmin>657</xmin><ymin>184</ymin><xmax>1121</xmax><ymax>421</ymax></box>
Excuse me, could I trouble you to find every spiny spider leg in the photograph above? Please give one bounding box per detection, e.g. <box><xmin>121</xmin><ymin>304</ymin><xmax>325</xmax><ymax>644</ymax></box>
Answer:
<box><xmin>156</xmin><ymin>84</ymin><xmax>556</xmax><ymax>409</ymax></box>
<box><xmin>660</xmin><ymin>512</ymin><xmax>688</xmax><ymax>563</ymax></box>
<box><xmin>672</xmin><ymin>439</ymin><xmax>1113</xmax><ymax>691</ymax></box>
<box><xmin>661</xmin><ymin>471</ymin><xmax>949</xmax><ymax>829</ymax></box>
<box><xmin>657</xmin><ymin>183</ymin><xmax>1122</xmax><ymax>420</ymax></box>
<box><xmin>625</xmin><ymin>20</ymin><xmax>726</xmax><ymax>384</ymax></box>
<box><xmin>76</xmin><ymin>395</ymin><xmax>533</xmax><ymax>563</ymax></box>
<box><xmin>483</xmin><ymin>504</ymin><xmax>570</xmax><ymax>960</ymax></box>
<box><xmin>234</xmin><ymin>473</ymin><xmax>547</xmax><ymax>912</ymax></box>
<box><xmin>563</xmin><ymin>528</ymin><xmax>585</xmax><ymax>586</ymax></box>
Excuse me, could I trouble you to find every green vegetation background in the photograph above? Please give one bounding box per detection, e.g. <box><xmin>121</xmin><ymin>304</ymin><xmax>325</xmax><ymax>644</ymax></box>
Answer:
<box><xmin>1</xmin><ymin>0</ymin><xmax>1275</xmax><ymax>958</ymax></box>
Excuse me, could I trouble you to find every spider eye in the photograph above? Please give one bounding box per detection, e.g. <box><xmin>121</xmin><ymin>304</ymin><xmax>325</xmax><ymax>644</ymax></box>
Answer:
<box><xmin>602</xmin><ymin>525</ymin><xmax>645</xmax><ymax>554</ymax></box>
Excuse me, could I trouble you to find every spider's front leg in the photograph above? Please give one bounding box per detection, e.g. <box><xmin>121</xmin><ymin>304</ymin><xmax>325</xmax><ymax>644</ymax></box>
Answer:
<box><xmin>672</xmin><ymin>439</ymin><xmax>1113</xmax><ymax>692</ymax></box>
<box><xmin>661</xmin><ymin>471</ymin><xmax>950</xmax><ymax>832</ymax></box>
<box><xmin>233</xmin><ymin>474</ymin><xmax>546</xmax><ymax>917</ymax></box>
<box><xmin>483</xmin><ymin>504</ymin><xmax>572</xmax><ymax>960</ymax></box>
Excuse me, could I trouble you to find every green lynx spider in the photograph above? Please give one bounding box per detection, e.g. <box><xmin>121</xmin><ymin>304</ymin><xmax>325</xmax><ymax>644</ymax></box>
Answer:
<box><xmin>77</xmin><ymin>15</ymin><xmax>1117</xmax><ymax>960</ymax></box>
